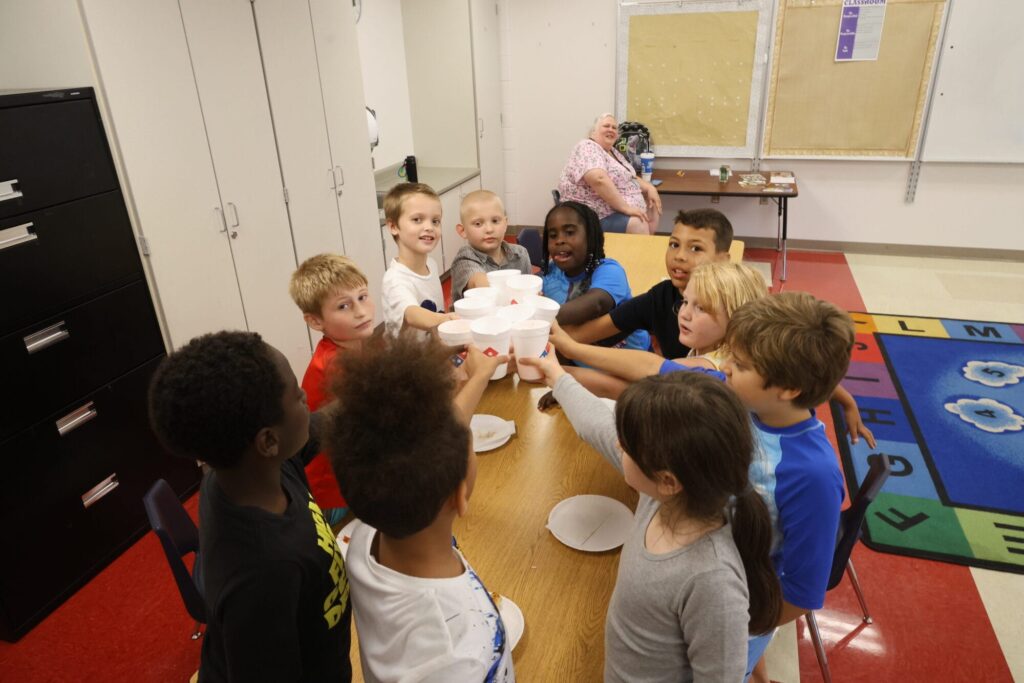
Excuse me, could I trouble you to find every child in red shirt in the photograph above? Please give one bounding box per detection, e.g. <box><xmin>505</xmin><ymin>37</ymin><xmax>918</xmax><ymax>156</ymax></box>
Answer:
<box><xmin>289</xmin><ymin>254</ymin><xmax>376</xmax><ymax>522</ymax></box>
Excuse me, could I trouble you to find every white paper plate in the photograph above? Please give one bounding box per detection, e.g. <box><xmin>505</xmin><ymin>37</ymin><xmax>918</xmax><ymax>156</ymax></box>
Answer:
<box><xmin>497</xmin><ymin>595</ymin><xmax>525</xmax><ymax>650</ymax></box>
<box><xmin>471</xmin><ymin>414</ymin><xmax>515</xmax><ymax>452</ymax></box>
<box><xmin>546</xmin><ymin>495</ymin><xmax>634</xmax><ymax>552</ymax></box>
<box><xmin>335</xmin><ymin>519</ymin><xmax>358</xmax><ymax>560</ymax></box>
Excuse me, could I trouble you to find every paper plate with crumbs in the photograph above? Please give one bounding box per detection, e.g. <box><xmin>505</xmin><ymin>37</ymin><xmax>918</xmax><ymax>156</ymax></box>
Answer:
<box><xmin>470</xmin><ymin>414</ymin><xmax>515</xmax><ymax>452</ymax></box>
<box><xmin>547</xmin><ymin>495</ymin><xmax>633</xmax><ymax>552</ymax></box>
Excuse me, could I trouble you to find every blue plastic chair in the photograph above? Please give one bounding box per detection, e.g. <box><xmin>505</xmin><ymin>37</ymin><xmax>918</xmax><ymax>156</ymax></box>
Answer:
<box><xmin>516</xmin><ymin>228</ymin><xmax>544</xmax><ymax>269</ymax></box>
<box><xmin>143</xmin><ymin>479</ymin><xmax>205</xmax><ymax>639</ymax></box>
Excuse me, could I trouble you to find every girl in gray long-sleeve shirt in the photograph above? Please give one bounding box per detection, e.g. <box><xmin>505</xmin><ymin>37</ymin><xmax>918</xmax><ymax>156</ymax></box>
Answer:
<box><xmin>538</xmin><ymin>363</ymin><xmax>782</xmax><ymax>682</ymax></box>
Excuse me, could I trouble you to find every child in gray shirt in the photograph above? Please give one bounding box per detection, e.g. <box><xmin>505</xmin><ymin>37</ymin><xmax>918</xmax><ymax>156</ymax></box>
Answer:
<box><xmin>522</xmin><ymin>355</ymin><xmax>781</xmax><ymax>682</ymax></box>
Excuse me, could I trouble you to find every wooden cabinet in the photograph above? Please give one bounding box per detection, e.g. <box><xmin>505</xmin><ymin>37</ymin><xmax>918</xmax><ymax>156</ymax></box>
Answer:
<box><xmin>79</xmin><ymin>0</ymin><xmax>384</xmax><ymax>378</ymax></box>
<box><xmin>0</xmin><ymin>89</ymin><xmax>200</xmax><ymax>641</ymax></box>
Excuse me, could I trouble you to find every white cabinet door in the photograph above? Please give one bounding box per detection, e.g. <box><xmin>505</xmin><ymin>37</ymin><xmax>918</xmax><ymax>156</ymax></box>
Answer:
<box><xmin>439</xmin><ymin>187</ymin><xmax>464</xmax><ymax>273</ymax></box>
<box><xmin>178</xmin><ymin>0</ymin><xmax>312</xmax><ymax>378</ymax></box>
<box><xmin>470</xmin><ymin>0</ymin><xmax>504</xmax><ymax>198</ymax></box>
<box><xmin>80</xmin><ymin>0</ymin><xmax>247</xmax><ymax>348</ymax></box>
<box><xmin>309</xmin><ymin>0</ymin><xmax>387</xmax><ymax>308</ymax></box>
<box><xmin>252</xmin><ymin>0</ymin><xmax>345</xmax><ymax>263</ymax></box>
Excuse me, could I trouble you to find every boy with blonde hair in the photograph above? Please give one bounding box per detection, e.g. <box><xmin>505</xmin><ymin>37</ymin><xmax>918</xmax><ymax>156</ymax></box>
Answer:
<box><xmin>381</xmin><ymin>182</ymin><xmax>457</xmax><ymax>336</ymax></box>
<box><xmin>289</xmin><ymin>253</ymin><xmax>375</xmax><ymax>519</ymax></box>
<box><xmin>449</xmin><ymin>190</ymin><xmax>531</xmax><ymax>301</ymax></box>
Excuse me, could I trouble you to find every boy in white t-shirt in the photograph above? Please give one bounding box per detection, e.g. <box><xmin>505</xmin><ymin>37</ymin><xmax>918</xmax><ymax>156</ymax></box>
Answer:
<box><xmin>381</xmin><ymin>182</ymin><xmax>458</xmax><ymax>336</ymax></box>
<box><xmin>323</xmin><ymin>332</ymin><xmax>513</xmax><ymax>683</ymax></box>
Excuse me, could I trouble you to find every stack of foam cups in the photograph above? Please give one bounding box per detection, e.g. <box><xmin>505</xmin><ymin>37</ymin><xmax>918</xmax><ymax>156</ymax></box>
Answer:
<box><xmin>512</xmin><ymin>319</ymin><xmax>551</xmax><ymax>382</ymax></box>
<box><xmin>462</xmin><ymin>287</ymin><xmax>499</xmax><ymax>303</ymax></box>
<box><xmin>496</xmin><ymin>303</ymin><xmax>535</xmax><ymax>326</ymax></box>
<box><xmin>470</xmin><ymin>317</ymin><xmax>512</xmax><ymax>380</ymax></box>
<box><xmin>506</xmin><ymin>274</ymin><xmax>543</xmax><ymax>305</ymax></box>
<box><xmin>528</xmin><ymin>295</ymin><xmax>560</xmax><ymax>323</ymax></box>
<box><xmin>485</xmin><ymin>269</ymin><xmax>521</xmax><ymax>306</ymax></box>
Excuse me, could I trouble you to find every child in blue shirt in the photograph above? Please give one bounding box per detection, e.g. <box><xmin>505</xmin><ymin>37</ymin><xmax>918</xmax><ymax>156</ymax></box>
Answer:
<box><xmin>542</xmin><ymin>201</ymin><xmax>649</xmax><ymax>352</ymax></box>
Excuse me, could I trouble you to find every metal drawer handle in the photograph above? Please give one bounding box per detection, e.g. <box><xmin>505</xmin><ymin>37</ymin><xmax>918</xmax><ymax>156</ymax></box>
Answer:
<box><xmin>56</xmin><ymin>401</ymin><xmax>98</xmax><ymax>436</ymax></box>
<box><xmin>0</xmin><ymin>222</ymin><xmax>36</xmax><ymax>252</ymax></box>
<box><xmin>0</xmin><ymin>179</ymin><xmax>23</xmax><ymax>203</ymax></box>
<box><xmin>24</xmin><ymin>321</ymin><xmax>70</xmax><ymax>354</ymax></box>
<box><xmin>82</xmin><ymin>474</ymin><xmax>119</xmax><ymax>509</ymax></box>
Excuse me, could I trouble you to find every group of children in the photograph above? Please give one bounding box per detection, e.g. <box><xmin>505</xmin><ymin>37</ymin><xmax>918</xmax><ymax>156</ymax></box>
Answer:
<box><xmin>146</xmin><ymin>181</ymin><xmax>866</xmax><ymax>682</ymax></box>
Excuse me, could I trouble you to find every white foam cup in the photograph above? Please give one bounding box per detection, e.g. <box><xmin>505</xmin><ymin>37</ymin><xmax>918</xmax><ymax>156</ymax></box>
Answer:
<box><xmin>438</xmin><ymin>319</ymin><xmax>473</xmax><ymax>346</ymax></box>
<box><xmin>496</xmin><ymin>303</ymin><xmax>536</xmax><ymax>326</ymax></box>
<box><xmin>486</xmin><ymin>269</ymin><xmax>521</xmax><ymax>306</ymax></box>
<box><xmin>470</xmin><ymin>316</ymin><xmax>513</xmax><ymax>380</ymax></box>
<box><xmin>511</xmin><ymin>320</ymin><xmax>551</xmax><ymax>382</ymax></box>
<box><xmin>640</xmin><ymin>152</ymin><xmax>655</xmax><ymax>182</ymax></box>
<box><xmin>528</xmin><ymin>295</ymin><xmax>560</xmax><ymax>323</ymax></box>
<box><xmin>506</xmin><ymin>274</ymin><xmax>543</xmax><ymax>305</ymax></box>
<box><xmin>453</xmin><ymin>297</ymin><xmax>495</xmax><ymax>320</ymax></box>
<box><xmin>463</xmin><ymin>287</ymin><xmax>499</xmax><ymax>303</ymax></box>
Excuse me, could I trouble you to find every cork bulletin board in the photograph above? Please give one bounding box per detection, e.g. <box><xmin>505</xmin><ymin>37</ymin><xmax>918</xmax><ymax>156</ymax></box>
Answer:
<box><xmin>763</xmin><ymin>0</ymin><xmax>946</xmax><ymax>158</ymax></box>
<box><xmin>616</xmin><ymin>0</ymin><xmax>773</xmax><ymax>158</ymax></box>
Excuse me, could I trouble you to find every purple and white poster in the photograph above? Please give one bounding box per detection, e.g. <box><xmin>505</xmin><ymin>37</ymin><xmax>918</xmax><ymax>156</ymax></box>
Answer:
<box><xmin>835</xmin><ymin>0</ymin><xmax>887</xmax><ymax>62</ymax></box>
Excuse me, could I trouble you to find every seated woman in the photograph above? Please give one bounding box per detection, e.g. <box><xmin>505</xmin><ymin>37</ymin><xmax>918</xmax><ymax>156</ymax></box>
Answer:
<box><xmin>558</xmin><ymin>113</ymin><xmax>662</xmax><ymax>235</ymax></box>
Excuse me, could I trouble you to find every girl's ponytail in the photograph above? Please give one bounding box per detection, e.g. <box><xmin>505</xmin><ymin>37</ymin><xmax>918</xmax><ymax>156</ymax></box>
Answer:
<box><xmin>731</xmin><ymin>487</ymin><xmax>782</xmax><ymax>635</ymax></box>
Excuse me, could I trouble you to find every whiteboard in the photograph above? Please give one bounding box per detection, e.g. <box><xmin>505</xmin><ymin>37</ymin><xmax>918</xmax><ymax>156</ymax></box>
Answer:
<box><xmin>616</xmin><ymin>0</ymin><xmax>773</xmax><ymax>158</ymax></box>
<box><xmin>921</xmin><ymin>0</ymin><xmax>1024</xmax><ymax>163</ymax></box>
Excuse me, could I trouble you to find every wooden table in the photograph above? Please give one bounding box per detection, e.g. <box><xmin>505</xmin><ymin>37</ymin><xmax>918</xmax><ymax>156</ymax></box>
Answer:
<box><xmin>651</xmin><ymin>168</ymin><xmax>797</xmax><ymax>281</ymax></box>
<box><xmin>350</xmin><ymin>377</ymin><xmax>637</xmax><ymax>682</ymax></box>
<box><xmin>603</xmin><ymin>232</ymin><xmax>746</xmax><ymax>295</ymax></box>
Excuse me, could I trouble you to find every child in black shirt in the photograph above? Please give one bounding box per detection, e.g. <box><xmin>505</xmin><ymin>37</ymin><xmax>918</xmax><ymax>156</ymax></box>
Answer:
<box><xmin>149</xmin><ymin>331</ymin><xmax>351</xmax><ymax>683</ymax></box>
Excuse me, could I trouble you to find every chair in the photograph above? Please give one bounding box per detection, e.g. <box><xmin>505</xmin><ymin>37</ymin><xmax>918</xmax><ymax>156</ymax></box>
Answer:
<box><xmin>805</xmin><ymin>453</ymin><xmax>892</xmax><ymax>683</ymax></box>
<box><xmin>517</xmin><ymin>228</ymin><xmax>544</xmax><ymax>269</ymax></box>
<box><xmin>143</xmin><ymin>479</ymin><xmax>206</xmax><ymax>640</ymax></box>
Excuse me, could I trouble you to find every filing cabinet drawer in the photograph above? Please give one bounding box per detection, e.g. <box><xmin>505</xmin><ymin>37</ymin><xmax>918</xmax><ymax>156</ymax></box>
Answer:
<box><xmin>0</xmin><ymin>356</ymin><xmax>200</xmax><ymax>636</ymax></box>
<box><xmin>0</xmin><ymin>280</ymin><xmax>165</xmax><ymax>441</ymax></box>
<box><xmin>0</xmin><ymin>95</ymin><xmax>118</xmax><ymax>219</ymax></box>
<box><xmin>0</xmin><ymin>191</ymin><xmax>143</xmax><ymax>334</ymax></box>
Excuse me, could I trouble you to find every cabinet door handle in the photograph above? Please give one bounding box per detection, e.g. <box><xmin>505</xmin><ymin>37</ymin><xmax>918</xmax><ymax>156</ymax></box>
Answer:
<box><xmin>478</xmin><ymin>117</ymin><xmax>484</xmax><ymax>138</ymax></box>
<box><xmin>24</xmin><ymin>321</ymin><xmax>70</xmax><ymax>354</ymax></box>
<box><xmin>328</xmin><ymin>168</ymin><xmax>337</xmax><ymax>190</ymax></box>
<box><xmin>334</xmin><ymin>166</ymin><xmax>344</xmax><ymax>196</ymax></box>
<box><xmin>226</xmin><ymin>202</ymin><xmax>240</xmax><ymax>227</ymax></box>
<box><xmin>0</xmin><ymin>179</ymin><xmax>23</xmax><ymax>203</ymax></box>
<box><xmin>56</xmin><ymin>401</ymin><xmax>98</xmax><ymax>436</ymax></box>
<box><xmin>0</xmin><ymin>222</ymin><xmax>37</xmax><ymax>252</ymax></box>
<box><xmin>214</xmin><ymin>206</ymin><xmax>227</xmax><ymax>233</ymax></box>
<box><xmin>82</xmin><ymin>473</ymin><xmax>119</xmax><ymax>509</ymax></box>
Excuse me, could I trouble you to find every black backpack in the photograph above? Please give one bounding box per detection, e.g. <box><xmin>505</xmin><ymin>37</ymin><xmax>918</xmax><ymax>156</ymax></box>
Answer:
<box><xmin>615</xmin><ymin>121</ymin><xmax>652</xmax><ymax>174</ymax></box>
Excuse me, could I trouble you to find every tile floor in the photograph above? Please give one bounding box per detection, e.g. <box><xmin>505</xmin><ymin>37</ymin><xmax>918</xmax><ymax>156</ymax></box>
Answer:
<box><xmin>744</xmin><ymin>248</ymin><xmax>1024</xmax><ymax>683</ymax></box>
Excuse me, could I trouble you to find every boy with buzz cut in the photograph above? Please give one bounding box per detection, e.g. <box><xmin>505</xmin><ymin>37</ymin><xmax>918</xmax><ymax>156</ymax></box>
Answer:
<box><xmin>565</xmin><ymin>208</ymin><xmax>733</xmax><ymax>359</ymax></box>
<box><xmin>323</xmin><ymin>332</ymin><xmax>514</xmax><ymax>682</ymax></box>
<box><xmin>148</xmin><ymin>331</ymin><xmax>352</xmax><ymax>683</ymax></box>
<box><xmin>449</xmin><ymin>189</ymin><xmax>532</xmax><ymax>302</ymax></box>
<box><xmin>289</xmin><ymin>253</ymin><xmax>376</xmax><ymax>522</ymax></box>
<box><xmin>381</xmin><ymin>182</ymin><xmax>458</xmax><ymax>336</ymax></box>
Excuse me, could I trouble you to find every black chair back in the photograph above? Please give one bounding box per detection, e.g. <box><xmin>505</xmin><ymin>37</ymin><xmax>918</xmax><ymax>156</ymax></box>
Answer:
<box><xmin>143</xmin><ymin>479</ymin><xmax>206</xmax><ymax>623</ymax></box>
<box><xmin>517</xmin><ymin>228</ymin><xmax>544</xmax><ymax>269</ymax></box>
<box><xmin>828</xmin><ymin>454</ymin><xmax>892</xmax><ymax>589</ymax></box>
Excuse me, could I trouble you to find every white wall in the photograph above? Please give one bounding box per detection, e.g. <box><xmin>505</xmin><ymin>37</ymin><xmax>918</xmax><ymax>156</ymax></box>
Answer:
<box><xmin>0</xmin><ymin>0</ymin><xmax>94</xmax><ymax>89</ymax></box>
<box><xmin>355</xmin><ymin>0</ymin><xmax>415</xmax><ymax>170</ymax></box>
<box><xmin>497</xmin><ymin>0</ymin><xmax>1024</xmax><ymax>252</ymax></box>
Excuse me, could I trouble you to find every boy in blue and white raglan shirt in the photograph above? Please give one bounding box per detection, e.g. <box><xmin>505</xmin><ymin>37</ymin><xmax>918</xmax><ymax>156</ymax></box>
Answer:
<box><xmin>660</xmin><ymin>292</ymin><xmax>851</xmax><ymax>681</ymax></box>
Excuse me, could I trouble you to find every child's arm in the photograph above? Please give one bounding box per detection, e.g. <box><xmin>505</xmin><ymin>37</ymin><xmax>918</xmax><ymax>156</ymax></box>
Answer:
<box><xmin>555</xmin><ymin>289</ymin><xmax>615</xmax><ymax>326</ymax></box>
<box><xmin>452</xmin><ymin>345</ymin><xmax>505</xmax><ymax>424</ymax></box>
<box><xmin>403</xmin><ymin>306</ymin><xmax>457</xmax><ymax>331</ymax></box>
<box><xmin>563</xmin><ymin>313</ymin><xmax>622</xmax><ymax>344</ymax></box>
<box><xmin>832</xmin><ymin>385</ymin><xmax>877</xmax><ymax>448</ymax></box>
<box><xmin>566</xmin><ymin>365</ymin><xmax>630</xmax><ymax>400</ymax></box>
<box><xmin>550</xmin><ymin>322</ymin><xmax>664</xmax><ymax>381</ymax></box>
<box><xmin>519</xmin><ymin>352</ymin><xmax>623</xmax><ymax>473</ymax></box>
<box><xmin>681</xmin><ymin>570</ymin><xmax>749</xmax><ymax>682</ymax></box>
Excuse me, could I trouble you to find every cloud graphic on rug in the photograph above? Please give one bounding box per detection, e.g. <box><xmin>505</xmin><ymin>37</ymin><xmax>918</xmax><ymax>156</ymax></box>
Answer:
<box><xmin>962</xmin><ymin>360</ymin><xmax>1024</xmax><ymax>388</ymax></box>
<box><xmin>944</xmin><ymin>397</ymin><xmax>1024</xmax><ymax>434</ymax></box>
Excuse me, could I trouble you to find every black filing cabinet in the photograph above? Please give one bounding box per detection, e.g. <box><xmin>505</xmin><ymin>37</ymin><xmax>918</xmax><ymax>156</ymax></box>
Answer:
<box><xmin>0</xmin><ymin>88</ymin><xmax>201</xmax><ymax>640</ymax></box>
